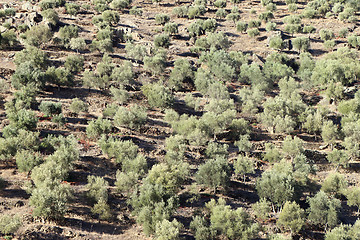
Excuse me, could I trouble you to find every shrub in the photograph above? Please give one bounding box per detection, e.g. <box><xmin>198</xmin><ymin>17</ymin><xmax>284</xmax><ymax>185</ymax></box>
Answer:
<box><xmin>172</xmin><ymin>6</ymin><xmax>188</xmax><ymax>18</ymax></box>
<box><xmin>111</xmin><ymin>61</ymin><xmax>134</xmax><ymax>85</ymax></box>
<box><xmin>303</xmin><ymin>25</ymin><xmax>316</xmax><ymax>33</ymax></box>
<box><xmin>214</xmin><ymin>0</ymin><xmax>226</xmax><ymax>8</ymax></box>
<box><xmin>14</xmin><ymin>46</ymin><xmax>48</xmax><ymax>70</ymax></box>
<box><xmin>7</xmin><ymin>109</ymin><xmax>38</xmax><ymax>131</ymax></box>
<box><xmin>187</xmin><ymin>5</ymin><xmax>206</xmax><ymax>19</ymax></box>
<box><xmin>102</xmin><ymin>10</ymin><xmax>120</xmax><ymax>26</ymax></box>
<box><xmin>269</xmin><ymin>36</ymin><xmax>284</xmax><ymax>50</ymax></box>
<box><xmin>39</xmin><ymin>0</ymin><xmax>65</xmax><ymax>10</ymax></box>
<box><xmin>324</xmin><ymin>40</ymin><xmax>336</xmax><ymax>50</ymax></box>
<box><xmin>65</xmin><ymin>3</ymin><xmax>80</xmax><ymax>15</ymax></box>
<box><xmin>206</xmin><ymin>198</ymin><xmax>260</xmax><ymax>239</ymax></box>
<box><xmin>154</xmin><ymin>34</ymin><xmax>170</xmax><ymax>48</ymax></box>
<box><xmin>15</xmin><ymin>150</ymin><xmax>43</xmax><ymax>173</ymax></box>
<box><xmin>41</xmin><ymin>9</ymin><xmax>59</xmax><ymax>26</ymax></box>
<box><xmin>277</xmin><ymin>201</ymin><xmax>305</xmax><ymax>234</ymax></box>
<box><xmin>155</xmin><ymin>219</ymin><xmax>183</xmax><ymax>240</ymax></box>
<box><xmin>11</xmin><ymin>62</ymin><xmax>47</xmax><ymax>90</ymax></box>
<box><xmin>86</xmin><ymin>117</ymin><xmax>112</xmax><ymax>139</ymax></box>
<box><xmin>164</xmin><ymin>22</ymin><xmax>178</xmax><ymax>35</ymax></box>
<box><xmin>266</xmin><ymin>22</ymin><xmax>276</xmax><ymax>31</ymax></box>
<box><xmin>110</xmin><ymin>0</ymin><xmax>131</xmax><ymax>10</ymax></box>
<box><xmin>196</xmin><ymin>156</ymin><xmax>231</xmax><ymax>191</ymax></box>
<box><xmin>39</xmin><ymin>101</ymin><xmax>62</xmax><ymax>116</ymax></box>
<box><xmin>129</xmin><ymin>6</ymin><xmax>143</xmax><ymax>16</ymax></box>
<box><xmin>319</xmin><ymin>29</ymin><xmax>334</xmax><ymax>41</ymax></box>
<box><xmin>45</xmin><ymin>67</ymin><xmax>74</xmax><ymax>88</ymax></box>
<box><xmin>114</xmin><ymin>105</ymin><xmax>147</xmax><ymax>130</ymax></box>
<box><xmin>256</xmin><ymin>162</ymin><xmax>296</xmax><ymax>210</ymax></box>
<box><xmin>65</xmin><ymin>55</ymin><xmax>84</xmax><ymax>73</ymax></box>
<box><xmin>252</xmin><ymin>198</ymin><xmax>271</xmax><ymax>222</ymax></box>
<box><xmin>307</xmin><ymin>191</ymin><xmax>341</xmax><ymax>229</ymax></box>
<box><xmin>226</xmin><ymin>7</ymin><xmax>240</xmax><ymax>24</ymax></box>
<box><xmin>0</xmin><ymin>29</ymin><xmax>18</xmax><ymax>49</ymax></box>
<box><xmin>321</xmin><ymin>172</ymin><xmax>347</xmax><ymax>197</ymax></box>
<box><xmin>247</xmin><ymin>28</ymin><xmax>260</xmax><ymax>37</ymax></box>
<box><xmin>59</xmin><ymin>25</ymin><xmax>79</xmax><ymax>48</ymax></box>
<box><xmin>142</xmin><ymin>82</ymin><xmax>174</xmax><ymax>108</ymax></box>
<box><xmin>69</xmin><ymin>98</ymin><xmax>88</xmax><ymax>115</ymax></box>
<box><xmin>125</xmin><ymin>43</ymin><xmax>148</xmax><ymax>62</ymax></box>
<box><xmin>236</xmin><ymin>21</ymin><xmax>247</xmax><ymax>33</ymax></box>
<box><xmin>0</xmin><ymin>214</ymin><xmax>22</xmax><ymax>235</ymax></box>
<box><xmin>86</xmin><ymin>175</ymin><xmax>109</xmax><ymax>203</ymax></box>
<box><xmin>144</xmin><ymin>51</ymin><xmax>167</xmax><ymax>75</ymax></box>
<box><xmin>259</xmin><ymin>11</ymin><xmax>274</xmax><ymax>22</ymax></box>
<box><xmin>21</xmin><ymin>24</ymin><xmax>53</xmax><ymax>47</ymax></box>
<box><xmin>155</xmin><ymin>14</ymin><xmax>170</xmax><ymax>25</ymax></box>
<box><xmin>234</xmin><ymin>155</ymin><xmax>254</xmax><ymax>182</ymax></box>
<box><xmin>292</xmin><ymin>37</ymin><xmax>310</xmax><ymax>52</ymax></box>
<box><xmin>216</xmin><ymin>8</ymin><xmax>227</xmax><ymax>19</ymax></box>
<box><xmin>169</xmin><ymin>59</ymin><xmax>194</xmax><ymax>90</ymax></box>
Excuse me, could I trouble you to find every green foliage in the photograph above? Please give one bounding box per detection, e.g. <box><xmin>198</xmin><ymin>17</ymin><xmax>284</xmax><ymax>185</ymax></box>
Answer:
<box><xmin>269</xmin><ymin>36</ymin><xmax>284</xmax><ymax>51</ymax></box>
<box><xmin>321</xmin><ymin>121</ymin><xmax>339</xmax><ymax>147</ymax></box>
<box><xmin>39</xmin><ymin>101</ymin><xmax>62</xmax><ymax>117</ymax></box>
<box><xmin>236</xmin><ymin>21</ymin><xmax>247</xmax><ymax>33</ymax></box>
<box><xmin>252</xmin><ymin>198</ymin><xmax>271</xmax><ymax>221</ymax></box>
<box><xmin>155</xmin><ymin>219</ymin><xmax>182</xmax><ymax>240</ymax></box>
<box><xmin>0</xmin><ymin>29</ymin><xmax>18</xmax><ymax>49</ymax></box>
<box><xmin>14</xmin><ymin>46</ymin><xmax>48</xmax><ymax>70</ymax></box>
<box><xmin>0</xmin><ymin>214</ymin><xmax>22</xmax><ymax>235</ymax></box>
<box><xmin>205</xmin><ymin>141</ymin><xmax>228</xmax><ymax>159</ymax></box>
<box><xmin>30</xmin><ymin>161</ymin><xmax>72</xmax><ymax>219</ymax></box>
<box><xmin>154</xmin><ymin>34</ymin><xmax>170</xmax><ymax>48</ymax></box>
<box><xmin>64</xmin><ymin>55</ymin><xmax>84</xmax><ymax>73</ymax></box>
<box><xmin>69</xmin><ymin>98</ymin><xmax>88</xmax><ymax>115</ymax></box>
<box><xmin>282</xmin><ymin>136</ymin><xmax>304</xmax><ymax>160</ymax></box>
<box><xmin>303</xmin><ymin>25</ymin><xmax>316</xmax><ymax>33</ymax></box>
<box><xmin>259</xmin><ymin>11</ymin><xmax>274</xmax><ymax>22</ymax></box>
<box><xmin>247</xmin><ymin>28</ymin><xmax>260</xmax><ymax>37</ymax></box>
<box><xmin>216</xmin><ymin>8</ymin><xmax>227</xmax><ymax>18</ymax></box>
<box><xmin>86</xmin><ymin>175</ymin><xmax>109</xmax><ymax>203</ymax></box>
<box><xmin>307</xmin><ymin>191</ymin><xmax>341</xmax><ymax>229</ymax></box>
<box><xmin>169</xmin><ymin>59</ymin><xmax>194</xmax><ymax>90</ymax></box>
<box><xmin>190</xmin><ymin>216</ymin><xmax>213</xmax><ymax>240</ymax></box>
<box><xmin>91</xmin><ymin>199</ymin><xmax>112</xmax><ymax>220</ymax></box>
<box><xmin>196</xmin><ymin>157</ymin><xmax>231</xmax><ymax>191</ymax></box>
<box><xmin>163</xmin><ymin>22</ymin><xmax>178</xmax><ymax>35</ymax></box>
<box><xmin>234</xmin><ymin>155</ymin><xmax>255</xmax><ymax>182</ymax></box>
<box><xmin>114</xmin><ymin>105</ymin><xmax>147</xmax><ymax>130</ymax></box>
<box><xmin>39</xmin><ymin>0</ymin><xmax>65</xmax><ymax>10</ymax></box>
<box><xmin>172</xmin><ymin>6</ymin><xmax>188</xmax><ymax>18</ymax></box>
<box><xmin>110</xmin><ymin>0</ymin><xmax>131</xmax><ymax>10</ymax></box>
<box><xmin>205</xmin><ymin>198</ymin><xmax>260</xmax><ymax>240</ymax></box>
<box><xmin>256</xmin><ymin>162</ymin><xmax>296</xmax><ymax>209</ymax></box>
<box><xmin>144</xmin><ymin>51</ymin><xmax>167</xmax><ymax>75</ymax></box>
<box><xmin>59</xmin><ymin>25</ymin><xmax>79</xmax><ymax>48</ymax></box>
<box><xmin>125</xmin><ymin>42</ymin><xmax>148</xmax><ymax>62</ymax></box>
<box><xmin>110</xmin><ymin>86</ymin><xmax>129</xmax><ymax>104</ymax></box>
<box><xmin>99</xmin><ymin>136</ymin><xmax>138</xmax><ymax>164</ymax></box>
<box><xmin>266</xmin><ymin>22</ymin><xmax>276</xmax><ymax>31</ymax></box>
<box><xmin>327</xmin><ymin>149</ymin><xmax>349</xmax><ymax>169</ymax></box>
<box><xmin>344</xmin><ymin>187</ymin><xmax>360</xmax><ymax>213</ymax></box>
<box><xmin>7</xmin><ymin>108</ymin><xmax>38</xmax><ymax>131</ymax></box>
<box><xmin>347</xmin><ymin>34</ymin><xmax>360</xmax><ymax>48</ymax></box>
<box><xmin>324</xmin><ymin>40</ymin><xmax>336</xmax><ymax>50</ymax></box>
<box><xmin>187</xmin><ymin>5</ymin><xmax>206</xmax><ymax>19</ymax></box>
<box><xmin>86</xmin><ymin>117</ymin><xmax>112</xmax><ymax>139</ymax></box>
<box><xmin>214</xmin><ymin>0</ymin><xmax>226</xmax><ymax>8</ymax></box>
<box><xmin>115</xmin><ymin>170</ymin><xmax>138</xmax><ymax>193</ymax></box>
<box><xmin>155</xmin><ymin>14</ymin><xmax>170</xmax><ymax>25</ymax></box>
<box><xmin>263</xmin><ymin>143</ymin><xmax>282</xmax><ymax>163</ymax></box>
<box><xmin>142</xmin><ymin>82</ymin><xmax>174</xmax><ymax>109</ymax></box>
<box><xmin>65</xmin><ymin>3</ymin><xmax>80</xmax><ymax>15</ymax></box>
<box><xmin>129</xmin><ymin>6</ymin><xmax>143</xmax><ymax>16</ymax></box>
<box><xmin>277</xmin><ymin>201</ymin><xmax>305</xmax><ymax>234</ymax></box>
<box><xmin>21</xmin><ymin>24</ymin><xmax>53</xmax><ymax>47</ymax></box>
<box><xmin>321</xmin><ymin>172</ymin><xmax>347</xmax><ymax>197</ymax></box>
<box><xmin>292</xmin><ymin>37</ymin><xmax>310</xmax><ymax>52</ymax></box>
<box><xmin>320</xmin><ymin>29</ymin><xmax>335</xmax><ymax>41</ymax></box>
